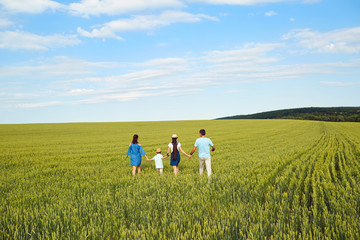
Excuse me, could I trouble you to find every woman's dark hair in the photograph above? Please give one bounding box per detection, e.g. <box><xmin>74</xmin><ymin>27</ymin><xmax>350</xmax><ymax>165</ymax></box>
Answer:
<box><xmin>172</xmin><ymin>137</ymin><xmax>178</xmax><ymax>161</ymax></box>
<box><xmin>199</xmin><ymin>129</ymin><xmax>206</xmax><ymax>135</ymax></box>
<box><xmin>132</xmin><ymin>134</ymin><xmax>138</xmax><ymax>144</ymax></box>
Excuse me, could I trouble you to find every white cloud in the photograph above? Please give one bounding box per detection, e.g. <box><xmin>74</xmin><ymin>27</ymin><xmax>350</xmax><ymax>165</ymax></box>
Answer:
<box><xmin>193</xmin><ymin>44</ymin><xmax>360</xmax><ymax>86</ymax></box>
<box><xmin>16</xmin><ymin>101</ymin><xmax>63</xmax><ymax>108</ymax></box>
<box><xmin>0</xmin><ymin>0</ymin><xmax>64</xmax><ymax>14</ymax></box>
<box><xmin>76</xmin><ymin>91</ymin><xmax>144</xmax><ymax>103</ymax></box>
<box><xmin>66</xmin><ymin>89</ymin><xmax>95</xmax><ymax>96</ymax></box>
<box><xmin>74</xmin><ymin>87</ymin><xmax>201</xmax><ymax>104</ymax></box>
<box><xmin>0</xmin><ymin>31</ymin><xmax>80</xmax><ymax>50</ymax></box>
<box><xmin>77</xmin><ymin>26</ymin><xmax>124</xmax><ymax>40</ymax></box>
<box><xmin>78</xmin><ymin>10</ymin><xmax>218</xmax><ymax>39</ymax></box>
<box><xmin>69</xmin><ymin>0</ymin><xmax>184</xmax><ymax>17</ymax></box>
<box><xmin>0</xmin><ymin>56</ymin><xmax>116</xmax><ymax>79</ymax></box>
<box><xmin>139</xmin><ymin>57</ymin><xmax>188</xmax><ymax>67</ymax></box>
<box><xmin>321</xmin><ymin>81</ymin><xmax>360</xmax><ymax>87</ymax></box>
<box><xmin>290</xmin><ymin>17</ymin><xmax>295</xmax><ymax>21</ymax></box>
<box><xmin>3</xmin><ymin>44</ymin><xmax>360</xmax><ymax>108</ymax></box>
<box><xmin>265</xmin><ymin>10</ymin><xmax>277</xmax><ymax>16</ymax></box>
<box><xmin>111</xmin><ymin>69</ymin><xmax>179</xmax><ymax>82</ymax></box>
<box><xmin>0</xmin><ymin>92</ymin><xmax>41</xmax><ymax>102</ymax></box>
<box><xmin>0</xmin><ymin>16</ymin><xmax>13</xmax><ymax>28</ymax></box>
<box><xmin>202</xmin><ymin>43</ymin><xmax>282</xmax><ymax>63</ymax></box>
<box><xmin>283</xmin><ymin>27</ymin><xmax>360</xmax><ymax>54</ymax></box>
<box><xmin>59</xmin><ymin>62</ymin><xmax>191</xmax><ymax>93</ymax></box>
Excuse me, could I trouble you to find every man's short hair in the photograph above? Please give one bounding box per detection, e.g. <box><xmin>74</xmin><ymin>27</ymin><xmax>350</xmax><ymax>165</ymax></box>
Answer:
<box><xmin>199</xmin><ymin>129</ymin><xmax>206</xmax><ymax>135</ymax></box>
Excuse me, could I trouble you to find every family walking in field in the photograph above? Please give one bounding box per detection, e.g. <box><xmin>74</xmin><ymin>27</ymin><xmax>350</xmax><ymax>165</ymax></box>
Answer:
<box><xmin>126</xmin><ymin>129</ymin><xmax>215</xmax><ymax>176</ymax></box>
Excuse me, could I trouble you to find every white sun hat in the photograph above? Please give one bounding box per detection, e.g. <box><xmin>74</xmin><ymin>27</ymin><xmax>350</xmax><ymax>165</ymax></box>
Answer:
<box><xmin>172</xmin><ymin>134</ymin><xmax>178</xmax><ymax>138</ymax></box>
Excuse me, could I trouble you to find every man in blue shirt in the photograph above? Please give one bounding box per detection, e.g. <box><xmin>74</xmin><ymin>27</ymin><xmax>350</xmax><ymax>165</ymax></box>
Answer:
<box><xmin>190</xmin><ymin>129</ymin><xmax>215</xmax><ymax>177</ymax></box>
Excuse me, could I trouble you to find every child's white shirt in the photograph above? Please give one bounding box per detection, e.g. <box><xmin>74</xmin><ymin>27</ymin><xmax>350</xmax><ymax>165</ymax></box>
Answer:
<box><xmin>152</xmin><ymin>153</ymin><xmax>164</xmax><ymax>169</ymax></box>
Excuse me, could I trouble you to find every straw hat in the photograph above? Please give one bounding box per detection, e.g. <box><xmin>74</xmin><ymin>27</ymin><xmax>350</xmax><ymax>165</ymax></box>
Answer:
<box><xmin>156</xmin><ymin>148</ymin><xmax>162</xmax><ymax>153</ymax></box>
<box><xmin>172</xmin><ymin>134</ymin><xmax>178</xmax><ymax>138</ymax></box>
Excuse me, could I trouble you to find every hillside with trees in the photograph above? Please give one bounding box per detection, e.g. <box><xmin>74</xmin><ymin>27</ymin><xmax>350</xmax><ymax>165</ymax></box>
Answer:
<box><xmin>218</xmin><ymin>107</ymin><xmax>360</xmax><ymax>122</ymax></box>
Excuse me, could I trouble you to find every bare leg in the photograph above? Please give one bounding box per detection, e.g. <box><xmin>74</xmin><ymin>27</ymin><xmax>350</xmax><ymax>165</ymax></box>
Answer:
<box><xmin>137</xmin><ymin>166</ymin><xmax>141</xmax><ymax>174</ymax></box>
<box><xmin>132</xmin><ymin>166</ymin><xmax>136</xmax><ymax>175</ymax></box>
<box><xmin>173</xmin><ymin>166</ymin><xmax>178</xmax><ymax>176</ymax></box>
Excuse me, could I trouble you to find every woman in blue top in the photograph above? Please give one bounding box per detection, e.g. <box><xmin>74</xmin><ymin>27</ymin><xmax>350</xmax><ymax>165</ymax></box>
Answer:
<box><xmin>126</xmin><ymin>134</ymin><xmax>148</xmax><ymax>175</ymax></box>
<box><xmin>166</xmin><ymin>134</ymin><xmax>191</xmax><ymax>176</ymax></box>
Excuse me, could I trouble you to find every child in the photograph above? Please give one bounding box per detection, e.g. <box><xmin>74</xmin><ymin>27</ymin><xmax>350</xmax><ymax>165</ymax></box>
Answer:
<box><xmin>146</xmin><ymin>148</ymin><xmax>167</xmax><ymax>174</ymax></box>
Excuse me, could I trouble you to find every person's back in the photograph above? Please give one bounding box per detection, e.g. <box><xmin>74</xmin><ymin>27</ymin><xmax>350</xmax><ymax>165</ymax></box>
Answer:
<box><xmin>190</xmin><ymin>129</ymin><xmax>215</xmax><ymax>177</ymax></box>
<box><xmin>129</xmin><ymin>143</ymin><xmax>140</xmax><ymax>155</ymax></box>
<box><xmin>153</xmin><ymin>153</ymin><xmax>164</xmax><ymax>169</ymax></box>
<box><xmin>126</xmin><ymin>134</ymin><xmax>148</xmax><ymax>175</ymax></box>
<box><xmin>195</xmin><ymin>137</ymin><xmax>213</xmax><ymax>158</ymax></box>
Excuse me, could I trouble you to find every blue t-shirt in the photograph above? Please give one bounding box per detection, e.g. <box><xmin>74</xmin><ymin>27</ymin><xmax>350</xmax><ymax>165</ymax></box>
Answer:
<box><xmin>194</xmin><ymin>137</ymin><xmax>214</xmax><ymax>158</ymax></box>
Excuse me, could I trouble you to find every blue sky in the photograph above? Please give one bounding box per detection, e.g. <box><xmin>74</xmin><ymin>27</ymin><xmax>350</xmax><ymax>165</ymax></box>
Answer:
<box><xmin>0</xmin><ymin>0</ymin><xmax>359</xmax><ymax>123</ymax></box>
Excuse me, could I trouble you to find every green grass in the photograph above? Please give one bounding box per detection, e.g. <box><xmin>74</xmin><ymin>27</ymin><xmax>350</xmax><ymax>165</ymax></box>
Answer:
<box><xmin>1</xmin><ymin>120</ymin><xmax>360</xmax><ymax>239</ymax></box>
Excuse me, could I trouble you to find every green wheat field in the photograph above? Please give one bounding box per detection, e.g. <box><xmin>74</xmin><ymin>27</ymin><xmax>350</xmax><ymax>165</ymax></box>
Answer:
<box><xmin>1</xmin><ymin>120</ymin><xmax>360</xmax><ymax>239</ymax></box>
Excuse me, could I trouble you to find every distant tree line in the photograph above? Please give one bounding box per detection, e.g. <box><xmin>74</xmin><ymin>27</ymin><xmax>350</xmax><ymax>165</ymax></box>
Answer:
<box><xmin>218</xmin><ymin>107</ymin><xmax>360</xmax><ymax>122</ymax></box>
